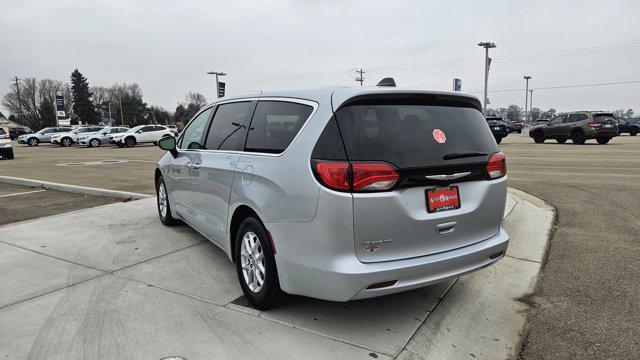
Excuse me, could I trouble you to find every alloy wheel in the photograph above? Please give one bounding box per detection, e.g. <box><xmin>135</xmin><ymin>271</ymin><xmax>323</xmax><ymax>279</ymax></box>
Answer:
<box><xmin>90</xmin><ymin>139</ymin><xmax>100</xmax><ymax>147</ymax></box>
<box><xmin>158</xmin><ymin>183</ymin><xmax>168</xmax><ymax>218</ymax></box>
<box><xmin>240</xmin><ymin>231</ymin><xmax>265</xmax><ymax>293</ymax></box>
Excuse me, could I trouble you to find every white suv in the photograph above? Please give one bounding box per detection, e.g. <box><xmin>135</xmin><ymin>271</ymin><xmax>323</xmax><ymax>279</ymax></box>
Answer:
<box><xmin>50</xmin><ymin>126</ymin><xmax>104</xmax><ymax>147</ymax></box>
<box><xmin>0</xmin><ymin>128</ymin><xmax>13</xmax><ymax>159</ymax></box>
<box><xmin>110</xmin><ymin>125</ymin><xmax>174</xmax><ymax>148</ymax></box>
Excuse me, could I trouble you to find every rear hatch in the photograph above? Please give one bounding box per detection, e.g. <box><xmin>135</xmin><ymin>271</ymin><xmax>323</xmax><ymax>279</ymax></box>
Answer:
<box><xmin>329</xmin><ymin>93</ymin><xmax>506</xmax><ymax>263</ymax></box>
<box><xmin>592</xmin><ymin>113</ymin><xmax>618</xmax><ymax>131</ymax></box>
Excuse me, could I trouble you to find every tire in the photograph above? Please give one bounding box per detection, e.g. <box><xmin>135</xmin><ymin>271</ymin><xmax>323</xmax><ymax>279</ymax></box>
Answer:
<box><xmin>556</xmin><ymin>137</ymin><xmax>567</xmax><ymax>144</ymax></box>
<box><xmin>61</xmin><ymin>137</ymin><xmax>72</xmax><ymax>147</ymax></box>
<box><xmin>2</xmin><ymin>149</ymin><xmax>14</xmax><ymax>160</ymax></box>
<box><xmin>631</xmin><ymin>129</ymin><xmax>638</xmax><ymax>136</ymax></box>
<box><xmin>596</xmin><ymin>136</ymin><xmax>610</xmax><ymax>144</ymax></box>
<box><xmin>89</xmin><ymin>139</ymin><xmax>101</xmax><ymax>147</ymax></box>
<box><xmin>532</xmin><ymin>132</ymin><xmax>544</xmax><ymax>144</ymax></box>
<box><xmin>27</xmin><ymin>137</ymin><xmax>39</xmax><ymax>147</ymax></box>
<box><xmin>517</xmin><ymin>129</ymin><xmax>522</xmax><ymax>134</ymax></box>
<box><xmin>156</xmin><ymin>175</ymin><xmax>179</xmax><ymax>226</ymax></box>
<box><xmin>124</xmin><ymin>137</ymin><xmax>136</xmax><ymax>148</ymax></box>
<box><xmin>571</xmin><ymin>131</ymin><xmax>586</xmax><ymax>145</ymax></box>
<box><xmin>495</xmin><ymin>136</ymin><xmax>502</xmax><ymax>144</ymax></box>
<box><xmin>234</xmin><ymin>217</ymin><xmax>285</xmax><ymax>310</ymax></box>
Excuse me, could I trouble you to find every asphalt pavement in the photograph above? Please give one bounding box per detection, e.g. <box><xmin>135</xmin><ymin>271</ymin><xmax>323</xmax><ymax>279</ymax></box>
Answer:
<box><xmin>500</xmin><ymin>134</ymin><xmax>639</xmax><ymax>359</ymax></box>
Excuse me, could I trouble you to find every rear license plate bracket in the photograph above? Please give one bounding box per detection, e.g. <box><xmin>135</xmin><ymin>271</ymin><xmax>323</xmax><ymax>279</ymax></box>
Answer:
<box><xmin>426</xmin><ymin>186</ymin><xmax>461</xmax><ymax>213</ymax></box>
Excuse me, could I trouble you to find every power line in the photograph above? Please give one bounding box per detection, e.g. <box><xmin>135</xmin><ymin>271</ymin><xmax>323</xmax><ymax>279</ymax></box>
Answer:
<box><xmin>468</xmin><ymin>79</ymin><xmax>640</xmax><ymax>94</ymax></box>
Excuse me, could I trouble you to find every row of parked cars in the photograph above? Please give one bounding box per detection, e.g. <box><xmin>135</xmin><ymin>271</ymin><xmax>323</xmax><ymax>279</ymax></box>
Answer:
<box><xmin>528</xmin><ymin>111</ymin><xmax>637</xmax><ymax>144</ymax></box>
<box><xmin>16</xmin><ymin>124</ymin><xmax>179</xmax><ymax>148</ymax></box>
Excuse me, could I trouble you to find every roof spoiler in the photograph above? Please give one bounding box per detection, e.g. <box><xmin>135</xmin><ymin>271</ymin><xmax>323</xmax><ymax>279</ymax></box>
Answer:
<box><xmin>376</xmin><ymin>78</ymin><xmax>396</xmax><ymax>87</ymax></box>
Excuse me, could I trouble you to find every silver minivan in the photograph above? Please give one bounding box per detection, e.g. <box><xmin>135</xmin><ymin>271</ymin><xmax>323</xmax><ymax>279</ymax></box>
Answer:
<box><xmin>156</xmin><ymin>87</ymin><xmax>509</xmax><ymax>309</ymax></box>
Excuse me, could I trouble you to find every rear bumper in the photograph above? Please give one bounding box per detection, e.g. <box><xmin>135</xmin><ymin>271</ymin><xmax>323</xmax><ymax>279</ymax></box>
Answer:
<box><xmin>585</xmin><ymin>127</ymin><xmax>618</xmax><ymax>138</ymax></box>
<box><xmin>274</xmin><ymin>226</ymin><xmax>509</xmax><ymax>302</ymax></box>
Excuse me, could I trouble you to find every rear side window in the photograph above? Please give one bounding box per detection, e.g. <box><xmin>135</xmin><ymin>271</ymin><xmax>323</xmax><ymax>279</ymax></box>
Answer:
<box><xmin>206</xmin><ymin>101</ymin><xmax>253</xmax><ymax>151</ymax></box>
<box><xmin>569</xmin><ymin>114</ymin><xmax>587</xmax><ymax>122</ymax></box>
<box><xmin>0</xmin><ymin>128</ymin><xmax>5</xmax><ymax>135</ymax></box>
<box><xmin>245</xmin><ymin>101</ymin><xmax>313</xmax><ymax>153</ymax></box>
<box><xmin>334</xmin><ymin>104</ymin><xmax>498</xmax><ymax>169</ymax></box>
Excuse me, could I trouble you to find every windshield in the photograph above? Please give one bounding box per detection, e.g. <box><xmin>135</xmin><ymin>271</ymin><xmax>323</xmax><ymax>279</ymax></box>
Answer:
<box><xmin>335</xmin><ymin>103</ymin><xmax>498</xmax><ymax>169</ymax></box>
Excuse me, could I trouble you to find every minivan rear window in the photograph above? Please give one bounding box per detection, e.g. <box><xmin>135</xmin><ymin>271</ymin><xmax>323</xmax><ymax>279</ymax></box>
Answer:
<box><xmin>334</xmin><ymin>104</ymin><xmax>498</xmax><ymax>169</ymax></box>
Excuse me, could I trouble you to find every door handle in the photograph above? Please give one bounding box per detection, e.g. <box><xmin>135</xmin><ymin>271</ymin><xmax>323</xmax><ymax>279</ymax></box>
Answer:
<box><xmin>436</xmin><ymin>221</ymin><xmax>457</xmax><ymax>235</ymax></box>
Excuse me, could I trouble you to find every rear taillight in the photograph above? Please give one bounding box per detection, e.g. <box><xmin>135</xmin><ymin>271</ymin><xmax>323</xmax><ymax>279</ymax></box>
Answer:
<box><xmin>0</xmin><ymin>135</ymin><xmax>9</xmax><ymax>140</ymax></box>
<box><xmin>313</xmin><ymin>161</ymin><xmax>399</xmax><ymax>192</ymax></box>
<box><xmin>486</xmin><ymin>152</ymin><xmax>507</xmax><ymax>179</ymax></box>
<box><xmin>352</xmin><ymin>163</ymin><xmax>399</xmax><ymax>191</ymax></box>
<box><xmin>315</xmin><ymin>161</ymin><xmax>350</xmax><ymax>191</ymax></box>
<box><xmin>588</xmin><ymin>119</ymin><xmax>599</xmax><ymax>126</ymax></box>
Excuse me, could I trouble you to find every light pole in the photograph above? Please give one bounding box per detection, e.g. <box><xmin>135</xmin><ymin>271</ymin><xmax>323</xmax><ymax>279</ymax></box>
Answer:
<box><xmin>529</xmin><ymin>89</ymin><xmax>534</xmax><ymax>113</ymax></box>
<box><xmin>206</xmin><ymin>70</ymin><xmax>227</xmax><ymax>98</ymax></box>
<box><xmin>524</xmin><ymin>76</ymin><xmax>531</xmax><ymax>124</ymax></box>
<box><xmin>478</xmin><ymin>42</ymin><xmax>496</xmax><ymax>114</ymax></box>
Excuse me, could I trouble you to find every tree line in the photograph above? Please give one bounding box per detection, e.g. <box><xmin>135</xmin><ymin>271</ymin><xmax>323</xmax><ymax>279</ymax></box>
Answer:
<box><xmin>2</xmin><ymin>69</ymin><xmax>208</xmax><ymax>131</ymax></box>
<box><xmin>487</xmin><ymin>105</ymin><xmax>634</xmax><ymax>123</ymax></box>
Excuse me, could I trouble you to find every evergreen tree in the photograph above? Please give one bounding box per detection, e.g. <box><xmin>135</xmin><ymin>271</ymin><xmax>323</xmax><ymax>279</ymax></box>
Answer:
<box><xmin>37</xmin><ymin>98</ymin><xmax>57</xmax><ymax>127</ymax></box>
<box><xmin>70</xmin><ymin>69</ymin><xmax>98</xmax><ymax>124</ymax></box>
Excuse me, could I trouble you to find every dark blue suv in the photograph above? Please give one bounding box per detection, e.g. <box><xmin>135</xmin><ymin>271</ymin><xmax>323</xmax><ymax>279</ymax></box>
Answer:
<box><xmin>615</xmin><ymin>118</ymin><xmax>639</xmax><ymax>136</ymax></box>
<box><xmin>486</xmin><ymin>117</ymin><xmax>509</xmax><ymax>144</ymax></box>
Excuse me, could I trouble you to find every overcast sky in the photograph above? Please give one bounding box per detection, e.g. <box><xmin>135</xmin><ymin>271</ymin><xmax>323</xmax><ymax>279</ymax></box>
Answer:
<box><xmin>2</xmin><ymin>0</ymin><xmax>640</xmax><ymax>115</ymax></box>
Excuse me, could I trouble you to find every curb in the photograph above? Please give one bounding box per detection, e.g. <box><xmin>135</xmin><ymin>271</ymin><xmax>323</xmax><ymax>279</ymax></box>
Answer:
<box><xmin>0</xmin><ymin>176</ymin><xmax>152</xmax><ymax>200</ymax></box>
<box><xmin>398</xmin><ymin>188</ymin><xmax>555</xmax><ymax>360</ymax></box>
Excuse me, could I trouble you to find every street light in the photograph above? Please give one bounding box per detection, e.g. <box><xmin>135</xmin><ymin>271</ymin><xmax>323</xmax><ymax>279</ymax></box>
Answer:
<box><xmin>206</xmin><ymin>70</ymin><xmax>227</xmax><ymax>98</ymax></box>
<box><xmin>478</xmin><ymin>42</ymin><xmax>497</xmax><ymax>114</ymax></box>
<box><xmin>524</xmin><ymin>76</ymin><xmax>532</xmax><ymax>124</ymax></box>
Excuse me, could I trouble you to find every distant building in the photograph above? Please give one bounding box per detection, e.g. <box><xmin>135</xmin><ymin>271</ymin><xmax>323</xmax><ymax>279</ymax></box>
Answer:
<box><xmin>0</xmin><ymin>111</ymin><xmax>22</xmax><ymax>130</ymax></box>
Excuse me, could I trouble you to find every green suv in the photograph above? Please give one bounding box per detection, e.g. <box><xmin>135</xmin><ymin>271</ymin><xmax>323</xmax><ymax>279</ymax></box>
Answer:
<box><xmin>529</xmin><ymin>111</ymin><xmax>618</xmax><ymax>145</ymax></box>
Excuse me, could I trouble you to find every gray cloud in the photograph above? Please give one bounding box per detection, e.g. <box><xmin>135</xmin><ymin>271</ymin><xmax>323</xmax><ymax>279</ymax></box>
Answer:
<box><xmin>2</xmin><ymin>0</ymin><xmax>640</xmax><ymax>114</ymax></box>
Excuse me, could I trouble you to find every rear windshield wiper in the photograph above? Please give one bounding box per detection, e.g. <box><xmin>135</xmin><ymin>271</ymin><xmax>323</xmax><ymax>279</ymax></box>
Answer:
<box><xmin>443</xmin><ymin>151</ymin><xmax>488</xmax><ymax>160</ymax></box>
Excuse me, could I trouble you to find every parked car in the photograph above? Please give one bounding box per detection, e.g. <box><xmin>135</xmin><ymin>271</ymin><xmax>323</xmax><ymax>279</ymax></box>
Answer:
<box><xmin>164</xmin><ymin>124</ymin><xmax>180</xmax><ymax>136</ymax></box>
<box><xmin>529</xmin><ymin>112</ymin><xmax>618</xmax><ymax>144</ymax></box>
<box><xmin>110</xmin><ymin>125</ymin><xmax>174</xmax><ymax>147</ymax></box>
<box><xmin>50</xmin><ymin>126</ymin><xmax>104</xmax><ymax>146</ymax></box>
<box><xmin>615</xmin><ymin>118</ymin><xmax>639</xmax><ymax>136</ymax></box>
<box><xmin>506</xmin><ymin>122</ymin><xmax>523</xmax><ymax>134</ymax></box>
<box><xmin>77</xmin><ymin>127</ymin><xmax>130</xmax><ymax>147</ymax></box>
<box><xmin>533</xmin><ymin>119</ymin><xmax>550</xmax><ymax>126</ymax></box>
<box><xmin>0</xmin><ymin>128</ymin><xmax>14</xmax><ymax>159</ymax></box>
<box><xmin>17</xmin><ymin>127</ymin><xmax>73</xmax><ymax>146</ymax></box>
<box><xmin>485</xmin><ymin>117</ymin><xmax>509</xmax><ymax>143</ymax></box>
<box><xmin>154</xmin><ymin>87</ymin><xmax>509</xmax><ymax>309</ymax></box>
<box><xmin>9</xmin><ymin>127</ymin><xmax>32</xmax><ymax>140</ymax></box>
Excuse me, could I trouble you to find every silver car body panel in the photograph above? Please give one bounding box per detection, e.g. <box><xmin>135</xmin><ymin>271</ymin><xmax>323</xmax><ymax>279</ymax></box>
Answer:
<box><xmin>157</xmin><ymin>86</ymin><xmax>509</xmax><ymax>302</ymax></box>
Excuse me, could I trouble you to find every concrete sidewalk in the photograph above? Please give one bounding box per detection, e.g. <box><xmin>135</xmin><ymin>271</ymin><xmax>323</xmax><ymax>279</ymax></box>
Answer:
<box><xmin>0</xmin><ymin>189</ymin><xmax>553</xmax><ymax>359</ymax></box>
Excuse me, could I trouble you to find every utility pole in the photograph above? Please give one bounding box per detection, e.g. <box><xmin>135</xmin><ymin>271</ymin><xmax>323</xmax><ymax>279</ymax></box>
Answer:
<box><xmin>119</xmin><ymin>96</ymin><xmax>124</xmax><ymax>125</ymax></box>
<box><xmin>477</xmin><ymin>42</ymin><xmax>496</xmax><ymax>114</ymax></box>
<box><xmin>13</xmin><ymin>76</ymin><xmax>23</xmax><ymax>121</ymax></box>
<box><xmin>206</xmin><ymin>70</ymin><xmax>227</xmax><ymax>98</ymax></box>
<box><xmin>354</xmin><ymin>68</ymin><xmax>365</xmax><ymax>86</ymax></box>
<box><xmin>529</xmin><ymin>89</ymin><xmax>534</xmax><ymax>113</ymax></box>
<box><xmin>524</xmin><ymin>76</ymin><xmax>531</xmax><ymax>124</ymax></box>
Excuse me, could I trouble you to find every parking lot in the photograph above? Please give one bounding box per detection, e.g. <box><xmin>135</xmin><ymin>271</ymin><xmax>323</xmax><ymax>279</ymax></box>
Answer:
<box><xmin>0</xmin><ymin>133</ymin><xmax>638</xmax><ymax>359</ymax></box>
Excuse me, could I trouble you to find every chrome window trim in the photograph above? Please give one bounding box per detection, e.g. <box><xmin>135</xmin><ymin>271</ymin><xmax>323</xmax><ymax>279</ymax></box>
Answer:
<box><xmin>176</xmin><ymin>97</ymin><xmax>319</xmax><ymax>157</ymax></box>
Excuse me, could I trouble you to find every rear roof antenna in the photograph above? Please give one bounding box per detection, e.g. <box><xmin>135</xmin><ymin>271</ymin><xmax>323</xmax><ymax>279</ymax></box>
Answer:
<box><xmin>376</xmin><ymin>78</ymin><xmax>396</xmax><ymax>87</ymax></box>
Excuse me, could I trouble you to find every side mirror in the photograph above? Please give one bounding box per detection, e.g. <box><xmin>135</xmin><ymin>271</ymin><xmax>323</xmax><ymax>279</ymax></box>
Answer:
<box><xmin>136</xmin><ymin>130</ymin><xmax>142</xmax><ymax>134</ymax></box>
<box><xmin>158</xmin><ymin>136</ymin><xmax>178</xmax><ymax>157</ymax></box>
